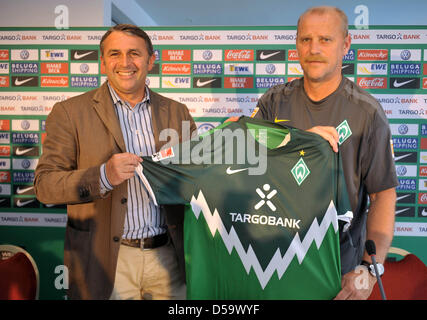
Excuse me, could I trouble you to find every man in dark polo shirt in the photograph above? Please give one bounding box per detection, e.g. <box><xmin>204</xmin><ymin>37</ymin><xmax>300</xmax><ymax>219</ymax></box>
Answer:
<box><xmin>251</xmin><ymin>6</ymin><xmax>397</xmax><ymax>299</ymax></box>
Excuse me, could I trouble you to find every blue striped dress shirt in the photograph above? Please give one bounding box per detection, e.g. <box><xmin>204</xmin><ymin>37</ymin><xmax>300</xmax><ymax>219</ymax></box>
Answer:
<box><xmin>100</xmin><ymin>82</ymin><xmax>166</xmax><ymax>239</ymax></box>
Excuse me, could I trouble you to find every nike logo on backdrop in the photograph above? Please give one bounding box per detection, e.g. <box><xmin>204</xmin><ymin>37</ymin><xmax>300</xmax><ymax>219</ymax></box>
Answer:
<box><xmin>16</xmin><ymin>199</ymin><xmax>36</xmax><ymax>207</ymax></box>
<box><xmin>16</xmin><ymin>186</ymin><xmax>34</xmax><ymax>194</ymax></box>
<box><xmin>14</xmin><ymin>78</ymin><xmax>34</xmax><ymax>86</ymax></box>
<box><xmin>393</xmin><ymin>79</ymin><xmax>415</xmax><ymax>88</ymax></box>
<box><xmin>395</xmin><ymin>208</ymin><xmax>410</xmax><ymax>215</ymax></box>
<box><xmin>396</xmin><ymin>194</ymin><xmax>411</xmax><ymax>201</ymax></box>
<box><xmin>260</xmin><ymin>51</ymin><xmax>280</xmax><ymax>60</ymax></box>
<box><xmin>394</xmin><ymin>153</ymin><xmax>412</xmax><ymax>161</ymax></box>
<box><xmin>196</xmin><ymin>79</ymin><xmax>217</xmax><ymax>87</ymax></box>
<box><xmin>15</xmin><ymin>147</ymin><xmax>35</xmax><ymax>156</ymax></box>
<box><xmin>73</xmin><ymin>51</ymin><xmax>94</xmax><ymax>60</ymax></box>
<box><xmin>226</xmin><ymin>167</ymin><xmax>249</xmax><ymax>175</ymax></box>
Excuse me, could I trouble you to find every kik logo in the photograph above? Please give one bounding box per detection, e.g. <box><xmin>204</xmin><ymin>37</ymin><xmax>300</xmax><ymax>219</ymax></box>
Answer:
<box><xmin>336</xmin><ymin>120</ymin><xmax>352</xmax><ymax>145</ymax></box>
<box><xmin>254</xmin><ymin>184</ymin><xmax>277</xmax><ymax>211</ymax></box>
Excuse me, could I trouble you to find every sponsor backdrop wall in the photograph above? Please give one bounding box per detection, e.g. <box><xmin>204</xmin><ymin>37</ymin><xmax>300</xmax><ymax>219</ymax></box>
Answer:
<box><xmin>0</xmin><ymin>26</ymin><xmax>426</xmax><ymax>299</ymax></box>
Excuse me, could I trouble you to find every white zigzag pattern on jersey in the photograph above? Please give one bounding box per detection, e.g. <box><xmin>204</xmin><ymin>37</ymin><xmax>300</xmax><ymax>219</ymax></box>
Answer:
<box><xmin>190</xmin><ymin>190</ymin><xmax>340</xmax><ymax>289</ymax></box>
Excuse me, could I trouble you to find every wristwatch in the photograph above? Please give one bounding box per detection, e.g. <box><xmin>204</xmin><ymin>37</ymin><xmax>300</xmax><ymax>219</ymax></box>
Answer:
<box><xmin>361</xmin><ymin>260</ymin><xmax>385</xmax><ymax>277</ymax></box>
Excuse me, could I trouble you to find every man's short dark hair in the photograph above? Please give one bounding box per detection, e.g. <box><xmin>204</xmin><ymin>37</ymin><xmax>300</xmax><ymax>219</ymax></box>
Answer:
<box><xmin>100</xmin><ymin>24</ymin><xmax>154</xmax><ymax>57</ymax></box>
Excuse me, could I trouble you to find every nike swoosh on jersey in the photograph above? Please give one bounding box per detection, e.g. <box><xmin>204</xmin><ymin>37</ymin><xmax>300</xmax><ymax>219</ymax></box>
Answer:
<box><xmin>73</xmin><ymin>51</ymin><xmax>94</xmax><ymax>60</ymax></box>
<box><xmin>274</xmin><ymin>117</ymin><xmax>290</xmax><ymax>123</ymax></box>
<box><xmin>260</xmin><ymin>51</ymin><xmax>280</xmax><ymax>60</ymax></box>
<box><xmin>16</xmin><ymin>186</ymin><xmax>34</xmax><ymax>194</ymax></box>
<box><xmin>15</xmin><ymin>147</ymin><xmax>35</xmax><ymax>156</ymax></box>
<box><xmin>393</xmin><ymin>79</ymin><xmax>415</xmax><ymax>88</ymax></box>
<box><xmin>16</xmin><ymin>199</ymin><xmax>36</xmax><ymax>207</ymax></box>
<box><xmin>14</xmin><ymin>77</ymin><xmax>34</xmax><ymax>86</ymax></box>
<box><xmin>196</xmin><ymin>79</ymin><xmax>217</xmax><ymax>87</ymax></box>
<box><xmin>226</xmin><ymin>167</ymin><xmax>249</xmax><ymax>175</ymax></box>
<box><xmin>395</xmin><ymin>208</ymin><xmax>410</xmax><ymax>215</ymax></box>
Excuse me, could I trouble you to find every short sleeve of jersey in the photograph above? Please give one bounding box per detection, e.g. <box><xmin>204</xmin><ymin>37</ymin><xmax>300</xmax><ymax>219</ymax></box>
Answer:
<box><xmin>137</xmin><ymin>153</ymin><xmax>199</xmax><ymax>206</ymax></box>
<box><xmin>361</xmin><ymin>108</ymin><xmax>398</xmax><ymax>194</ymax></box>
<box><xmin>137</xmin><ymin>121</ymin><xmax>234</xmax><ymax>206</ymax></box>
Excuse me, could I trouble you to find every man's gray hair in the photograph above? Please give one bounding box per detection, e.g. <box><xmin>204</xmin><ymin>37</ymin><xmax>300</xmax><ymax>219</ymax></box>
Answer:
<box><xmin>297</xmin><ymin>6</ymin><xmax>349</xmax><ymax>38</ymax></box>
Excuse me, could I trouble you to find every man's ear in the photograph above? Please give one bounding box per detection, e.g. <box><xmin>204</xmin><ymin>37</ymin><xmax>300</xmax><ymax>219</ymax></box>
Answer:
<box><xmin>343</xmin><ymin>34</ymin><xmax>352</xmax><ymax>56</ymax></box>
<box><xmin>147</xmin><ymin>53</ymin><xmax>156</xmax><ymax>71</ymax></box>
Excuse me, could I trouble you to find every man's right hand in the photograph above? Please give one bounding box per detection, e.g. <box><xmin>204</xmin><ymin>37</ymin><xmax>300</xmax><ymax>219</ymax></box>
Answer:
<box><xmin>307</xmin><ymin>126</ymin><xmax>339</xmax><ymax>153</ymax></box>
<box><xmin>105</xmin><ymin>152</ymin><xmax>142</xmax><ymax>186</ymax></box>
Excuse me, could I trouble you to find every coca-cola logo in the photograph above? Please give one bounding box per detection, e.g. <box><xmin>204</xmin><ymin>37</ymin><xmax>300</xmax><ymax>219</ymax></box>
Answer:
<box><xmin>357</xmin><ymin>49</ymin><xmax>388</xmax><ymax>61</ymax></box>
<box><xmin>225</xmin><ymin>50</ymin><xmax>253</xmax><ymax>61</ymax></box>
<box><xmin>357</xmin><ymin>77</ymin><xmax>387</xmax><ymax>89</ymax></box>
<box><xmin>423</xmin><ymin>78</ymin><xmax>427</xmax><ymax>89</ymax></box>
<box><xmin>419</xmin><ymin>193</ymin><xmax>427</xmax><ymax>204</ymax></box>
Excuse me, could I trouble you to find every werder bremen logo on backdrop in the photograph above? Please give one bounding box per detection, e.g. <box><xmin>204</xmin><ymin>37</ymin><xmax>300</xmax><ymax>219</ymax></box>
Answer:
<box><xmin>291</xmin><ymin>158</ymin><xmax>310</xmax><ymax>186</ymax></box>
<box><xmin>336</xmin><ymin>120</ymin><xmax>352</xmax><ymax>145</ymax></box>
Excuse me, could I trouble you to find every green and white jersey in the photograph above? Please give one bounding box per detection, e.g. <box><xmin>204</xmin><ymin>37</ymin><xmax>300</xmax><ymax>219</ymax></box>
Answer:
<box><xmin>137</xmin><ymin>116</ymin><xmax>353</xmax><ymax>300</ymax></box>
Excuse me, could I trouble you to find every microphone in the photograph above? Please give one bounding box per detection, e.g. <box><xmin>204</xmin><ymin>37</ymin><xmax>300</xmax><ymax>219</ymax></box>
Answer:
<box><xmin>365</xmin><ymin>240</ymin><xmax>386</xmax><ymax>300</ymax></box>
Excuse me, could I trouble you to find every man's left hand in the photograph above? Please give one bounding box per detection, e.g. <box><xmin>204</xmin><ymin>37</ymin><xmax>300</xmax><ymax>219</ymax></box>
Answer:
<box><xmin>334</xmin><ymin>268</ymin><xmax>376</xmax><ymax>300</ymax></box>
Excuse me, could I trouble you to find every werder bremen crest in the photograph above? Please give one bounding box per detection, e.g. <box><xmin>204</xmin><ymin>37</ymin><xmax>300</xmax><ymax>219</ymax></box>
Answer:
<box><xmin>291</xmin><ymin>157</ymin><xmax>310</xmax><ymax>186</ymax></box>
<box><xmin>336</xmin><ymin>120</ymin><xmax>352</xmax><ymax>145</ymax></box>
